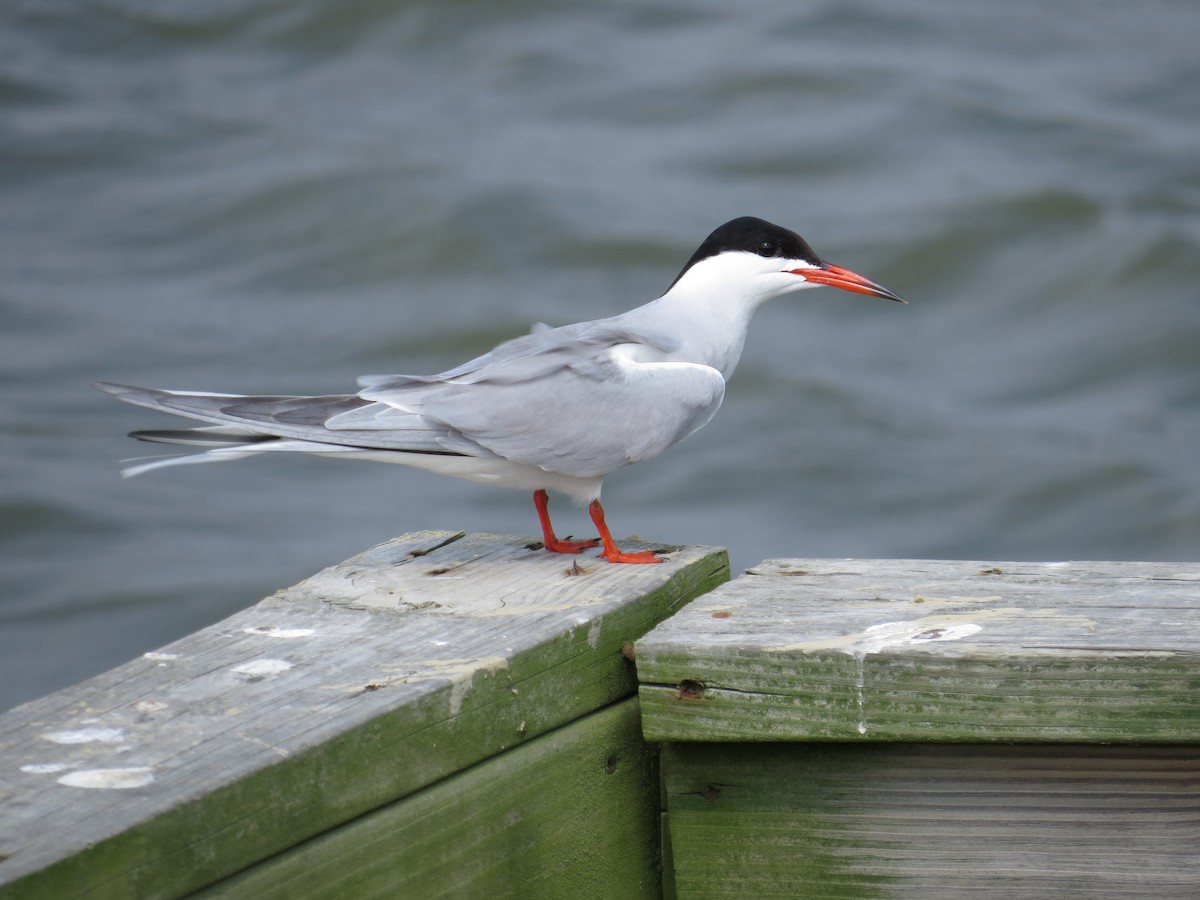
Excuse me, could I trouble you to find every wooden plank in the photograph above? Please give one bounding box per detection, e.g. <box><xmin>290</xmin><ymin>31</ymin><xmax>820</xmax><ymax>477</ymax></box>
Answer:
<box><xmin>637</xmin><ymin>558</ymin><xmax>1200</xmax><ymax>742</ymax></box>
<box><xmin>0</xmin><ymin>532</ymin><xmax>727</xmax><ymax>899</ymax></box>
<box><xmin>661</xmin><ymin>741</ymin><xmax>1200</xmax><ymax>898</ymax></box>
<box><xmin>199</xmin><ymin>698</ymin><xmax>660</xmax><ymax>899</ymax></box>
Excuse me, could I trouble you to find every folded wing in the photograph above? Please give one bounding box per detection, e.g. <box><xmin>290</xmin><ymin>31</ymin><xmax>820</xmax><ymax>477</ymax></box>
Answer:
<box><xmin>96</xmin><ymin>319</ymin><xmax>725</xmax><ymax>479</ymax></box>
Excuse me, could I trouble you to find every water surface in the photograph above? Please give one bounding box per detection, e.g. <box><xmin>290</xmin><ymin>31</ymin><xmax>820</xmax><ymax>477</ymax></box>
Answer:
<box><xmin>2</xmin><ymin>0</ymin><xmax>1198</xmax><ymax>709</ymax></box>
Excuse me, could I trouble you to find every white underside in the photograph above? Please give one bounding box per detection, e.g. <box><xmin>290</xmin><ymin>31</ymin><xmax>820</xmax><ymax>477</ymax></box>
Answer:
<box><xmin>123</xmin><ymin>439</ymin><xmax>606</xmax><ymax>505</ymax></box>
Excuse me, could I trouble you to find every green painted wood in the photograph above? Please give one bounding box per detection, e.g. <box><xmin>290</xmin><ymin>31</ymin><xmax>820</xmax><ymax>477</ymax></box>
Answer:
<box><xmin>637</xmin><ymin>558</ymin><xmax>1200</xmax><ymax>742</ymax></box>
<box><xmin>661</xmin><ymin>741</ymin><xmax>1200</xmax><ymax>898</ymax></box>
<box><xmin>201</xmin><ymin>698</ymin><xmax>660</xmax><ymax>899</ymax></box>
<box><xmin>0</xmin><ymin>532</ymin><xmax>728</xmax><ymax>899</ymax></box>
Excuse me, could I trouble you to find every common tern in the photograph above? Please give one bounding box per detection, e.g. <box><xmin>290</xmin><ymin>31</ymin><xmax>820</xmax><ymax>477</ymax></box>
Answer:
<box><xmin>96</xmin><ymin>217</ymin><xmax>904</xmax><ymax>564</ymax></box>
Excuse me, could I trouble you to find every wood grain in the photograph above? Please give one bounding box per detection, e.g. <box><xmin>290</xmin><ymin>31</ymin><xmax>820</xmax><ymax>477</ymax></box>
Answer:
<box><xmin>0</xmin><ymin>532</ymin><xmax>727</xmax><ymax>898</ymax></box>
<box><xmin>637</xmin><ymin>558</ymin><xmax>1200</xmax><ymax>742</ymax></box>
<box><xmin>662</xmin><ymin>741</ymin><xmax>1200</xmax><ymax>898</ymax></box>
<box><xmin>201</xmin><ymin>699</ymin><xmax>661</xmax><ymax>899</ymax></box>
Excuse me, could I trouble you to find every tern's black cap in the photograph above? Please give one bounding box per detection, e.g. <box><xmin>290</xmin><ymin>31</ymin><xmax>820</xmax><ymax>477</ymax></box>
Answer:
<box><xmin>666</xmin><ymin>217</ymin><xmax>825</xmax><ymax>291</ymax></box>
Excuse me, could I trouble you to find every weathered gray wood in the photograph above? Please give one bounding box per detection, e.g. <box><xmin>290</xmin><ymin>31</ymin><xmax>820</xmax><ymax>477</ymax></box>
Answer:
<box><xmin>0</xmin><ymin>532</ymin><xmax>728</xmax><ymax>899</ymax></box>
<box><xmin>637</xmin><ymin>558</ymin><xmax>1200</xmax><ymax>742</ymax></box>
<box><xmin>661</xmin><ymin>741</ymin><xmax>1200</xmax><ymax>898</ymax></box>
<box><xmin>200</xmin><ymin>698</ymin><xmax>660</xmax><ymax>899</ymax></box>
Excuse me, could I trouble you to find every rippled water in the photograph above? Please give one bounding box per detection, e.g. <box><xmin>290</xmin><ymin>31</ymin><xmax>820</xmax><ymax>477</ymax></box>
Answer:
<box><xmin>2</xmin><ymin>0</ymin><xmax>1198</xmax><ymax>710</ymax></box>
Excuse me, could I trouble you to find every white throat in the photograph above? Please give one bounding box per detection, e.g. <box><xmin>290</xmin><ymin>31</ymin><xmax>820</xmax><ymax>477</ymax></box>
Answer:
<box><xmin>626</xmin><ymin>251</ymin><xmax>821</xmax><ymax>379</ymax></box>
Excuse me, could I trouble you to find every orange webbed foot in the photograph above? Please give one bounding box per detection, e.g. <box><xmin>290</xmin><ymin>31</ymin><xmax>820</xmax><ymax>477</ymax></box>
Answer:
<box><xmin>587</xmin><ymin>499</ymin><xmax>665</xmax><ymax>564</ymax></box>
<box><xmin>544</xmin><ymin>536</ymin><xmax>601</xmax><ymax>554</ymax></box>
<box><xmin>600</xmin><ymin>548</ymin><xmax>664</xmax><ymax>564</ymax></box>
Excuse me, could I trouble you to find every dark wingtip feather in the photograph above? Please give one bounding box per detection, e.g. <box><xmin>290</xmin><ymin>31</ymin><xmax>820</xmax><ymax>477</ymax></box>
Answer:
<box><xmin>130</xmin><ymin>429</ymin><xmax>278</xmax><ymax>446</ymax></box>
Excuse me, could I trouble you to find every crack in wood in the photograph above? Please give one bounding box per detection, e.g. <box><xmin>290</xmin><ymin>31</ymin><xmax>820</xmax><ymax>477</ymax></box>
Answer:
<box><xmin>407</xmin><ymin>532</ymin><xmax>466</xmax><ymax>557</ymax></box>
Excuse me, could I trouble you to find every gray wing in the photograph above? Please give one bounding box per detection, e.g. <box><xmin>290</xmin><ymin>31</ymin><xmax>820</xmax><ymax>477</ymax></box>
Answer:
<box><xmin>336</xmin><ymin>320</ymin><xmax>725</xmax><ymax>477</ymax></box>
<box><xmin>421</xmin><ymin>357</ymin><xmax>724</xmax><ymax>477</ymax></box>
<box><xmin>92</xmin><ymin>384</ymin><xmax>461</xmax><ymax>456</ymax></box>
<box><xmin>356</xmin><ymin>319</ymin><xmax>681</xmax><ymax>390</ymax></box>
<box><xmin>95</xmin><ymin>319</ymin><xmax>725</xmax><ymax>477</ymax></box>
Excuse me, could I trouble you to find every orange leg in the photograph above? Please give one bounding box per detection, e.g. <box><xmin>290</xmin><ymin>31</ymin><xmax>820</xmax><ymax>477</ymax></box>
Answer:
<box><xmin>533</xmin><ymin>489</ymin><xmax>600</xmax><ymax>554</ymax></box>
<box><xmin>588</xmin><ymin>499</ymin><xmax>663</xmax><ymax>564</ymax></box>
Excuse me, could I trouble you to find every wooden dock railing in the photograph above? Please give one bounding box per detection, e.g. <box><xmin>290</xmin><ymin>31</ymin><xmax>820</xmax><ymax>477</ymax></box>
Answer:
<box><xmin>639</xmin><ymin>558</ymin><xmax>1200</xmax><ymax>897</ymax></box>
<box><xmin>0</xmin><ymin>532</ymin><xmax>728</xmax><ymax>899</ymax></box>
<box><xmin>2</xmin><ymin>542</ymin><xmax>1197</xmax><ymax>898</ymax></box>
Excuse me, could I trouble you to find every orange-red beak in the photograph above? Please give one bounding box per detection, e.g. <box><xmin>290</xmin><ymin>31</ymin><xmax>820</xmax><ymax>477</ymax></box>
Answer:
<box><xmin>786</xmin><ymin>263</ymin><xmax>906</xmax><ymax>303</ymax></box>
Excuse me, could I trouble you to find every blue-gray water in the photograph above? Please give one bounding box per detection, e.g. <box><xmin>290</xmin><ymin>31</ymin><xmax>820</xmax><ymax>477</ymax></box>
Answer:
<box><xmin>2</xmin><ymin>1</ymin><xmax>1198</xmax><ymax>711</ymax></box>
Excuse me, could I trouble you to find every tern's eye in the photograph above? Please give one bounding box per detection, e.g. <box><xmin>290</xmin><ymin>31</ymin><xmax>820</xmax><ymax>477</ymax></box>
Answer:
<box><xmin>756</xmin><ymin>240</ymin><xmax>777</xmax><ymax>257</ymax></box>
